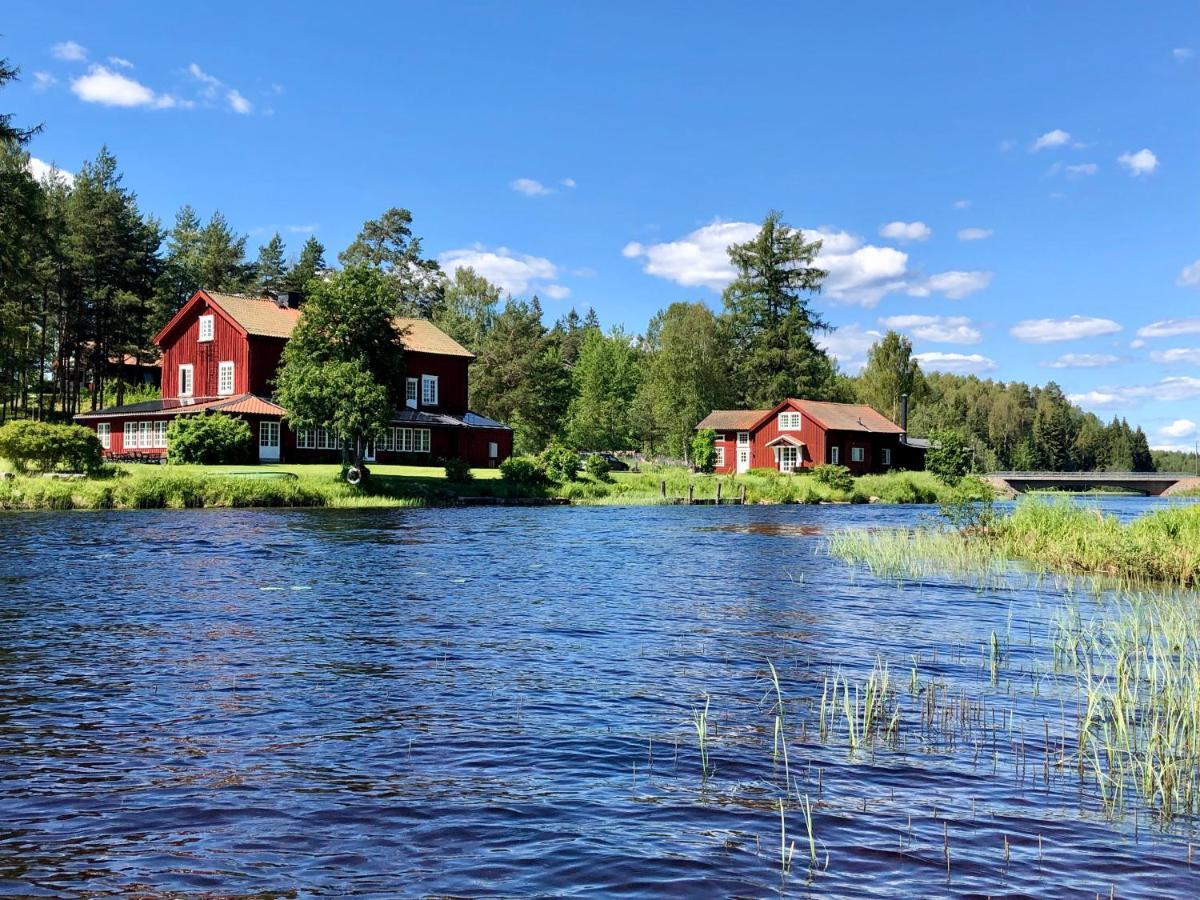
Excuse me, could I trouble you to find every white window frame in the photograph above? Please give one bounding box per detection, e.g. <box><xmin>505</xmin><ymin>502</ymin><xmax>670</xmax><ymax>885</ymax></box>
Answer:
<box><xmin>381</xmin><ymin>426</ymin><xmax>431</xmax><ymax>453</ymax></box>
<box><xmin>296</xmin><ymin>428</ymin><xmax>315</xmax><ymax>449</ymax></box>
<box><xmin>406</xmin><ymin>377</ymin><xmax>418</xmax><ymax>409</ymax></box>
<box><xmin>778</xmin><ymin>412</ymin><xmax>802</xmax><ymax>431</ymax></box>
<box><xmin>737</xmin><ymin>431</ymin><xmax>749</xmax><ymax>446</ymax></box>
<box><xmin>830</xmin><ymin>445</ymin><xmax>840</xmax><ymax>465</ymax></box>
<box><xmin>198</xmin><ymin>314</ymin><xmax>214</xmax><ymax>342</ymax></box>
<box><xmin>715</xmin><ymin>445</ymin><xmax>726</xmax><ymax>467</ymax></box>
<box><xmin>881</xmin><ymin>447</ymin><xmax>892</xmax><ymax>466</ymax></box>
<box><xmin>217</xmin><ymin>361</ymin><xmax>235</xmax><ymax>396</ymax></box>
<box><xmin>122</xmin><ymin>420</ymin><xmax>168</xmax><ymax>450</ymax></box>
<box><xmin>778</xmin><ymin>444</ymin><xmax>799</xmax><ymax>473</ymax></box>
<box><xmin>178</xmin><ymin>364</ymin><xmax>194</xmax><ymax>398</ymax></box>
<box><xmin>97</xmin><ymin>422</ymin><xmax>110</xmax><ymax>449</ymax></box>
<box><xmin>488</xmin><ymin>441</ymin><xmax>498</xmax><ymax>459</ymax></box>
<box><xmin>259</xmin><ymin>421</ymin><xmax>280</xmax><ymax>448</ymax></box>
<box><xmin>421</xmin><ymin>374</ymin><xmax>439</xmax><ymax>406</ymax></box>
<box><xmin>851</xmin><ymin>446</ymin><xmax>865</xmax><ymax>463</ymax></box>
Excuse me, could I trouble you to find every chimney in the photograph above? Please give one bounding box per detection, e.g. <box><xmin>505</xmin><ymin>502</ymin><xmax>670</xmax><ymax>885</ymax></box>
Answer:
<box><xmin>899</xmin><ymin>393</ymin><xmax>909</xmax><ymax>440</ymax></box>
<box><xmin>273</xmin><ymin>291</ymin><xmax>301</xmax><ymax>309</ymax></box>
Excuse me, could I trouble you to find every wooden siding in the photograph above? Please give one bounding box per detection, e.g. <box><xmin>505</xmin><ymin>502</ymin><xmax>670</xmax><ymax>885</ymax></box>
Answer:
<box><xmin>248</xmin><ymin>336</ymin><xmax>287</xmax><ymax>396</ymax></box>
<box><xmin>405</xmin><ymin>351</ymin><xmax>470</xmax><ymax>415</ymax></box>
<box><xmin>161</xmin><ymin>299</ymin><xmax>250</xmax><ymax>399</ymax></box>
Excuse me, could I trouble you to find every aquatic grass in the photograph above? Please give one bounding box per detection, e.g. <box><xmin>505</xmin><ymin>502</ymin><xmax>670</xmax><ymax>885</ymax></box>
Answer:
<box><xmin>693</xmin><ymin>695</ymin><xmax>712</xmax><ymax>778</ymax></box>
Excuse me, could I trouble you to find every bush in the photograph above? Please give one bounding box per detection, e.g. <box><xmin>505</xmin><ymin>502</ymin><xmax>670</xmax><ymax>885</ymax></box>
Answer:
<box><xmin>583</xmin><ymin>453</ymin><xmax>612</xmax><ymax>481</ymax></box>
<box><xmin>690</xmin><ymin>428</ymin><xmax>717</xmax><ymax>473</ymax></box>
<box><xmin>926</xmin><ymin>429</ymin><xmax>974</xmax><ymax>483</ymax></box>
<box><xmin>0</xmin><ymin>419</ymin><xmax>103</xmax><ymax>474</ymax></box>
<box><xmin>444</xmin><ymin>456</ymin><xmax>473</xmax><ymax>484</ymax></box>
<box><xmin>500</xmin><ymin>455</ymin><xmax>545</xmax><ymax>485</ymax></box>
<box><xmin>812</xmin><ymin>463</ymin><xmax>853</xmax><ymax>492</ymax></box>
<box><xmin>539</xmin><ymin>443</ymin><xmax>579</xmax><ymax>483</ymax></box>
<box><xmin>166</xmin><ymin>412</ymin><xmax>252</xmax><ymax>465</ymax></box>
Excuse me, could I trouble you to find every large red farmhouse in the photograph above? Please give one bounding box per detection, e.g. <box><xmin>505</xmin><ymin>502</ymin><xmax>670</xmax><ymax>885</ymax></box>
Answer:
<box><xmin>75</xmin><ymin>289</ymin><xmax>512</xmax><ymax>467</ymax></box>
<box><xmin>696</xmin><ymin>398</ymin><xmax>926</xmax><ymax>475</ymax></box>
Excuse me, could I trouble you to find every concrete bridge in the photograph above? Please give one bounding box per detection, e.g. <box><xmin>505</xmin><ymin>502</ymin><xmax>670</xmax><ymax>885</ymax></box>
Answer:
<box><xmin>985</xmin><ymin>471</ymin><xmax>1200</xmax><ymax>497</ymax></box>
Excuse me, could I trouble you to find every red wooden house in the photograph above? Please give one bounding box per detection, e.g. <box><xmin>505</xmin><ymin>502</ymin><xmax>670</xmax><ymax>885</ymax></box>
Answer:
<box><xmin>75</xmin><ymin>289</ymin><xmax>512</xmax><ymax>467</ymax></box>
<box><xmin>696</xmin><ymin>398</ymin><xmax>926</xmax><ymax>475</ymax></box>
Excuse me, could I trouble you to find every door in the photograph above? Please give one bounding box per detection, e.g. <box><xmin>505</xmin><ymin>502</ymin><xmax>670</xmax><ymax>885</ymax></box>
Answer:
<box><xmin>736</xmin><ymin>431</ymin><xmax>751</xmax><ymax>474</ymax></box>
<box><xmin>258</xmin><ymin>420</ymin><xmax>280</xmax><ymax>461</ymax></box>
<box><xmin>363</xmin><ymin>440</ymin><xmax>376</xmax><ymax>462</ymax></box>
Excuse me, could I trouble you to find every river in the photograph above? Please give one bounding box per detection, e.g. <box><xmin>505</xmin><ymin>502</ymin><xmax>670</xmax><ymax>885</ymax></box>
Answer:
<box><xmin>1</xmin><ymin>499</ymin><xmax>1197</xmax><ymax>896</ymax></box>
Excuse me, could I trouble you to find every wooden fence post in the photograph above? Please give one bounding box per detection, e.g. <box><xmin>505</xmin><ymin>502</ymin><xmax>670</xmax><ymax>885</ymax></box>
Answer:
<box><xmin>687</xmin><ymin>484</ymin><xmax>694</xmax><ymax>505</ymax></box>
<box><xmin>716</xmin><ymin>481</ymin><xmax>723</xmax><ymax>504</ymax></box>
<box><xmin>660</xmin><ymin>480</ymin><xmax>667</xmax><ymax>500</ymax></box>
<box><xmin>738</xmin><ymin>483</ymin><xmax>746</xmax><ymax>504</ymax></box>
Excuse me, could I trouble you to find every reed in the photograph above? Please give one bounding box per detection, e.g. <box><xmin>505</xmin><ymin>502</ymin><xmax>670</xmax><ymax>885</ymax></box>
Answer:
<box><xmin>693</xmin><ymin>695</ymin><xmax>712</xmax><ymax>778</ymax></box>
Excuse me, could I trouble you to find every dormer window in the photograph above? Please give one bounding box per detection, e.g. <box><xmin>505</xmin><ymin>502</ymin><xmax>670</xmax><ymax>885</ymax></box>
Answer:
<box><xmin>198</xmin><ymin>315</ymin><xmax>214</xmax><ymax>342</ymax></box>
<box><xmin>778</xmin><ymin>411</ymin><xmax>802</xmax><ymax>431</ymax></box>
<box><xmin>421</xmin><ymin>374</ymin><xmax>438</xmax><ymax>406</ymax></box>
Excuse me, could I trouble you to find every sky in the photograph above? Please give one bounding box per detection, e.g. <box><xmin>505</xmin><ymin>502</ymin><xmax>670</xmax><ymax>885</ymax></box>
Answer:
<box><xmin>5</xmin><ymin>3</ymin><xmax>1199</xmax><ymax>448</ymax></box>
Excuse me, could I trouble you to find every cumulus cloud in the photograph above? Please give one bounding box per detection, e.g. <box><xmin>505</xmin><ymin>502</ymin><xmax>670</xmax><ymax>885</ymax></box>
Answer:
<box><xmin>226</xmin><ymin>89</ymin><xmax>252</xmax><ymax>114</ymax></box>
<box><xmin>511</xmin><ymin>178</ymin><xmax>553</xmax><ymax>197</ymax></box>
<box><xmin>1068</xmin><ymin>377</ymin><xmax>1200</xmax><ymax>408</ymax></box>
<box><xmin>1177</xmin><ymin>260</ymin><xmax>1200</xmax><ymax>288</ymax></box>
<box><xmin>878</xmin><ymin>314</ymin><xmax>981</xmax><ymax>344</ymax></box>
<box><xmin>956</xmin><ymin>227</ymin><xmax>992</xmax><ymax>241</ymax></box>
<box><xmin>908</xmin><ymin>270</ymin><xmax>994</xmax><ymax>300</ymax></box>
<box><xmin>913</xmin><ymin>352</ymin><xmax>998</xmax><ymax>374</ymax></box>
<box><xmin>71</xmin><ymin>65</ymin><xmax>178</xmax><ymax>108</ymax></box>
<box><xmin>816</xmin><ymin>323</ymin><xmax>883</xmax><ymax>371</ymax></box>
<box><xmin>1031</xmin><ymin>129</ymin><xmax>1071</xmax><ymax>151</ymax></box>
<box><xmin>1150</xmin><ymin>348</ymin><xmax>1200</xmax><ymax>365</ymax></box>
<box><xmin>879</xmin><ymin>220</ymin><xmax>931</xmax><ymax>242</ymax></box>
<box><xmin>32</xmin><ymin>71</ymin><xmax>56</xmax><ymax>91</ymax></box>
<box><xmin>51</xmin><ymin>41</ymin><xmax>87</xmax><ymax>62</ymax></box>
<box><xmin>543</xmin><ymin>284</ymin><xmax>571</xmax><ymax>300</ymax></box>
<box><xmin>1045</xmin><ymin>353</ymin><xmax>1121</xmax><ymax>368</ymax></box>
<box><xmin>25</xmin><ymin>157</ymin><xmax>75</xmax><ymax>186</ymax></box>
<box><xmin>1117</xmin><ymin>148</ymin><xmax>1158</xmax><ymax>176</ymax></box>
<box><xmin>1010</xmin><ymin>315</ymin><xmax>1122</xmax><ymax>343</ymax></box>
<box><xmin>1137</xmin><ymin>318</ymin><xmax>1200</xmax><ymax>338</ymax></box>
<box><xmin>1161</xmin><ymin>419</ymin><xmax>1198</xmax><ymax>439</ymax></box>
<box><xmin>439</xmin><ymin>245</ymin><xmax>559</xmax><ymax>295</ymax></box>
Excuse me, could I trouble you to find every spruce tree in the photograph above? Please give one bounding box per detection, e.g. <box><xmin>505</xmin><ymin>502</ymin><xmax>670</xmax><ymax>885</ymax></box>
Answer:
<box><xmin>253</xmin><ymin>232</ymin><xmax>289</xmax><ymax>295</ymax></box>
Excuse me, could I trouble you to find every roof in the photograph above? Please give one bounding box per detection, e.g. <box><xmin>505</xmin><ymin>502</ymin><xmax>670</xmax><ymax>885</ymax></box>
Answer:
<box><xmin>74</xmin><ymin>393</ymin><xmax>286</xmax><ymax>420</ymax></box>
<box><xmin>388</xmin><ymin>408</ymin><xmax>512</xmax><ymax>430</ymax></box>
<box><xmin>793</xmin><ymin>400</ymin><xmax>904</xmax><ymax>434</ymax></box>
<box><xmin>205</xmin><ymin>292</ymin><xmax>301</xmax><ymax>339</ymax></box>
<box><xmin>394</xmin><ymin>318</ymin><xmax>474</xmax><ymax>358</ymax></box>
<box><xmin>765</xmin><ymin>434</ymin><xmax>805</xmax><ymax>448</ymax></box>
<box><xmin>695</xmin><ymin>409</ymin><xmax>771</xmax><ymax>431</ymax></box>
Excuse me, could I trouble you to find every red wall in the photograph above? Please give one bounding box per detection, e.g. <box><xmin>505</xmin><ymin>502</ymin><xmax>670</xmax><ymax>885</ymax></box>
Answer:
<box><xmin>161</xmin><ymin>302</ymin><xmax>250</xmax><ymax>399</ymax></box>
<box><xmin>404</xmin><ymin>351</ymin><xmax>470</xmax><ymax>415</ymax></box>
<box><xmin>248</xmin><ymin>336</ymin><xmax>287</xmax><ymax>396</ymax></box>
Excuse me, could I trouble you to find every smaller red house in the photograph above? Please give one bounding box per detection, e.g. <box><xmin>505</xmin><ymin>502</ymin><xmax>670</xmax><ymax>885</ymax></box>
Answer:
<box><xmin>696</xmin><ymin>399</ymin><xmax>926</xmax><ymax>475</ymax></box>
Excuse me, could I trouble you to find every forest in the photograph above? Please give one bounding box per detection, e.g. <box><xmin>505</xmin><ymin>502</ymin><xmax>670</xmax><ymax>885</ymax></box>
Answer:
<box><xmin>0</xmin><ymin>57</ymin><xmax>1175</xmax><ymax>473</ymax></box>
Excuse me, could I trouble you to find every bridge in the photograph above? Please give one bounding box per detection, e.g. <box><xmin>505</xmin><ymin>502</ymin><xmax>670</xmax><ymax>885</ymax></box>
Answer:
<box><xmin>985</xmin><ymin>471</ymin><xmax>1200</xmax><ymax>497</ymax></box>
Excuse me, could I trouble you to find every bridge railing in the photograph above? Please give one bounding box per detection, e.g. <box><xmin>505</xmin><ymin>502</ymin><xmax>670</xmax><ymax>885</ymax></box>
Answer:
<box><xmin>987</xmin><ymin>471</ymin><xmax>1197</xmax><ymax>478</ymax></box>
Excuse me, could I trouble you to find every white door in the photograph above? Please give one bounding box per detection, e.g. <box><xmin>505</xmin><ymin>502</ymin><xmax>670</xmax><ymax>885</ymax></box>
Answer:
<box><xmin>736</xmin><ymin>432</ymin><xmax>750</xmax><ymax>473</ymax></box>
<box><xmin>258</xmin><ymin>421</ymin><xmax>281</xmax><ymax>461</ymax></box>
<box><xmin>363</xmin><ymin>440</ymin><xmax>376</xmax><ymax>462</ymax></box>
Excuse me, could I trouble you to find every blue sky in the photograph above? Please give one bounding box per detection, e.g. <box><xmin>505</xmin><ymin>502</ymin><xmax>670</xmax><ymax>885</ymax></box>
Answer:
<box><xmin>6</xmin><ymin>3</ymin><xmax>1199</xmax><ymax>447</ymax></box>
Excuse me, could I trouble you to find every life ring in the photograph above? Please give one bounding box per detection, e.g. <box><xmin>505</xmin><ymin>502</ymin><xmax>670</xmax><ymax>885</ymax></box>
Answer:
<box><xmin>345</xmin><ymin>466</ymin><xmax>363</xmax><ymax>485</ymax></box>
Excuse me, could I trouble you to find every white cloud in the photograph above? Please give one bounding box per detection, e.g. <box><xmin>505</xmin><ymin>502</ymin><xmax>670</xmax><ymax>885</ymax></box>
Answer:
<box><xmin>622</xmin><ymin>221</ymin><xmax>758</xmax><ymax>291</ymax></box>
<box><xmin>1173</xmin><ymin>48</ymin><xmax>1195</xmax><ymax>61</ymax></box>
<box><xmin>1150</xmin><ymin>348</ymin><xmax>1200</xmax><ymax>365</ymax></box>
<box><xmin>1131</xmin><ymin>339</ymin><xmax>1146</xmax><ymax>349</ymax></box>
<box><xmin>560</xmin><ymin>178</ymin><xmax>576</xmax><ymax>188</ymax></box>
<box><xmin>188</xmin><ymin>63</ymin><xmax>221</xmax><ymax>90</ymax></box>
<box><xmin>878</xmin><ymin>314</ymin><xmax>981</xmax><ymax>344</ymax></box>
<box><xmin>1177</xmin><ymin>259</ymin><xmax>1200</xmax><ymax>288</ymax></box>
<box><xmin>1068</xmin><ymin>377</ymin><xmax>1200</xmax><ymax>408</ymax></box>
<box><xmin>543</xmin><ymin>284</ymin><xmax>571</xmax><ymax>300</ymax></box>
<box><xmin>953</xmin><ymin>199</ymin><xmax>970</xmax><ymax>210</ymax></box>
<box><xmin>956</xmin><ymin>227</ymin><xmax>993</xmax><ymax>241</ymax></box>
<box><xmin>107</xmin><ymin>56</ymin><xmax>134</xmax><ymax>69</ymax></box>
<box><xmin>1046</xmin><ymin>353</ymin><xmax>1121</xmax><ymax>368</ymax></box>
<box><xmin>1161</xmin><ymin>419</ymin><xmax>1198</xmax><ymax>439</ymax></box>
<box><xmin>439</xmin><ymin>245</ymin><xmax>558</xmax><ymax>295</ymax></box>
<box><xmin>70</xmin><ymin>65</ymin><xmax>177</xmax><ymax>108</ymax></box>
<box><xmin>1065</xmin><ymin>163</ymin><xmax>1098</xmax><ymax>177</ymax></box>
<box><xmin>909</xmin><ymin>270</ymin><xmax>994</xmax><ymax>300</ymax></box>
<box><xmin>227</xmin><ymin>89</ymin><xmax>252</xmax><ymax>114</ymax></box>
<box><xmin>1117</xmin><ymin>148</ymin><xmax>1158</xmax><ymax>176</ymax></box>
<box><xmin>817</xmin><ymin>323</ymin><xmax>883</xmax><ymax>371</ymax></box>
<box><xmin>913</xmin><ymin>352</ymin><xmax>998</xmax><ymax>374</ymax></box>
<box><xmin>25</xmin><ymin>157</ymin><xmax>75</xmax><ymax>186</ymax></box>
<box><xmin>1010</xmin><ymin>315</ymin><xmax>1122</xmax><ymax>343</ymax></box>
<box><xmin>511</xmin><ymin>178</ymin><xmax>553</xmax><ymax>197</ymax></box>
<box><xmin>51</xmin><ymin>41</ymin><xmax>87</xmax><ymax>62</ymax></box>
<box><xmin>1031</xmin><ymin>129</ymin><xmax>1071</xmax><ymax>151</ymax></box>
<box><xmin>32</xmin><ymin>71</ymin><xmax>56</xmax><ymax>91</ymax></box>
<box><xmin>879</xmin><ymin>220</ymin><xmax>931</xmax><ymax>242</ymax></box>
<box><xmin>286</xmin><ymin>224</ymin><xmax>319</xmax><ymax>234</ymax></box>
<box><xmin>1137</xmin><ymin>318</ymin><xmax>1200</xmax><ymax>338</ymax></box>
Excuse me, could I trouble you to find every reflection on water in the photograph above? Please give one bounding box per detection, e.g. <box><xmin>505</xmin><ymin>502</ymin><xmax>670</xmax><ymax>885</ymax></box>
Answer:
<box><xmin>0</xmin><ymin>498</ymin><xmax>1196</xmax><ymax>896</ymax></box>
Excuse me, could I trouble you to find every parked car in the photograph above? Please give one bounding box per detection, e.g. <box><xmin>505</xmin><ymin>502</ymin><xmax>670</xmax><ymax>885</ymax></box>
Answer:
<box><xmin>579</xmin><ymin>451</ymin><xmax>630</xmax><ymax>472</ymax></box>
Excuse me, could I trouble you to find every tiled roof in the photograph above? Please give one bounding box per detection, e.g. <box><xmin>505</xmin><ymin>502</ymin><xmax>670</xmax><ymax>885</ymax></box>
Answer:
<box><xmin>206</xmin><ymin>292</ymin><xmax>301</xmax><ymax>339</ymax></box>
<box><xmin>793</xmin><ymin>400</ymin><xmax>904</xmax><ymax>434</ymax></box>
<box><xmin>74</xmin><ymin>393</ymin><xmax>285</xmax><ymax>420</ymax></box>
<box><xmin>696</xmin><ymin>409</ymin><xmax>770</xmax><ymax>431</ymax></box>
<box><xmin>394</xmin><ymin>318</ymin><xmax>474</xmax><ymax>358</ymax></box>
<box><xmin>214</xmin><ymin>394</ymin><xmax>287</xmax><ymax>416</ymax></box>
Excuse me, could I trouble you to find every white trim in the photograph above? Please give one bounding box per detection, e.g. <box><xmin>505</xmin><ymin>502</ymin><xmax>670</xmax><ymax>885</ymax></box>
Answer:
<box><xmin>378</xmin><ymin>426</ymin><xmax>431</xmax><ymax>453</ymax></box>
<box><xmin>421</xmin><ymin>374</ymin><xmax>439</xmax><ymax>406</ymax></box>
<box><xmin>178</xmin><ymin>364</ymin><xmax>193</xmax><ymax>398</ymax></box>
<box><xmin>830</xmin><ymin>445</ymin><xmax>840</xmax><ymax>465</ymax></box>
<box><xmin>217</xmin><ymin>361</ymin><xmax>234</xmax><ymax>396</ymax></box>
<box><xmin>258</xmin><ymin>421</ymin><xmax>280</xmax><ymax>461</ymax></box>
<box><xmin>122</xmin><ymin>420</ymin><xmax>168</xmax><ymax>450</ymax></box>
<box><xmin>406</xmin><ymin>377</ymin><xmax>418</xmax><ymax>409</ymax></box>
<box><xmin>737</xmin><ymin>431</ymin><xmax>749</xmax><ymax>446</ymax></box>
<box><xmin>97</xmin><ymin>422</ymin><xmax>110</xmax><ymax>449</ymax></box>
<box><xmin>851</xmin><ymin>446</ymin><xmax>865</xmax><ymax>463</ymax></box>
<box><xmin>777</xmin><ymin>444</ymin><xmax>800</xmax><ymax>473</ymax></box>
<box><xmin>715</xmin><ymin>445</ymin><xmax>726</xmax><ymax>467</ymax></box>
<box><xmin>198</xmin><ymin>314</ymin><xmax>214</xmax><ymax>342</ymax></box>
<box><xmin>488</xmin><ymin>441</ymin><xmax>498</xmax><ymax>459</ymax></box>
<box><xmin>881</xmin><ymin>447</ymin><xmax>892</xmax><ymax>466</ymax></box>
<box><xmin>778</xmin><ymin>411</ymin><xmax>802</xmax><ymax>431</ymax></box>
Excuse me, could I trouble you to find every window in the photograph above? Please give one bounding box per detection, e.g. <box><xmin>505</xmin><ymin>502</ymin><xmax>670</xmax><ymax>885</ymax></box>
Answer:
<box><xmin>777</xmin><ymin>444</ymin><xmax>799</xmax><ymax>473</ymax></box>
<box><xmin>198</xmin><ymin>315</ymin><xmax>214</xmax><ymax>342</ymax></box>
<box><xmin>97</xmin><ymin>423</ymin><xmax>110</xmax><ymax>449</ymax></box>
<box><xmin>378</xmin><ymin>426</ymin><xmax>431</xmax><ymax>453</ymax></box>
<box><xmin>881</xmin><ymin>448</ymin><xmax>892</xmax><ymax>466</ymax></box>
<box><xmin>178</xmin><ymin>364</ymin><xmax>193</xmax><ymax>397</ymax></box>
<box><xmin>122</xmin><ymin>420</ymin><xmax>168</xmax><ymax>450</ymax></box>
<box><xmin>488</xmin><ymin>441</ymin><xmax>498</xmax><ymax>459</ymax></box>
<box><xmin>295</xmin><ymin>428</ymin><xmax>314</xmax><ymax>449</ymax></box>
<box><xmin>851</xmin><ymin>446</ymin><xmax>865</xmax><ymax>463</ymax></box>
<box><xmin>778</xmin><ymin>412</ymin><xmax>802</xmax><ymax>431</ymax></box>
<box><xmin>296</xmin><ymin>427</ymin><xmax>341</xmax><ymax>450</ymax></box>
<box><xmin>830</xmin><ymin>445</ymin><xmax>840</xmax><ymax>465</ymax></box>
<box><xmin>218</xmin><ymin>361</ymin><xmax>234</xmax><ymax>396</ymax></box>
<box><xmin>259</xmin><ymin>421</ymin><xmax>279</xmax><ymax>448</ymax></box>
<box><xmin>737</xmin><ymin>431</ymin><xmax>750</xmax><ymax>446</ymax></box>
<box><xmin>421</xmin><ymin>374</ymin><xmax>439</xmax><ymax>406</ymax></box>
<box><xmin>715</xmin><ymin>445</ymin><xmax>726</xmax><ymax>467</ymax></box>
<box><xmin>406</xmin><ymin>378</ymin><xmax>418</xmax><ymax>409</ymax></box>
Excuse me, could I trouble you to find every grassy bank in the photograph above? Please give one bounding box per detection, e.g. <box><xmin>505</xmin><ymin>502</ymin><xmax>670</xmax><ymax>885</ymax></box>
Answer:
<box><xmin>830</xmin><ymin>497</ymin><xmax>1200</xmax><ymax>587</ymax></box>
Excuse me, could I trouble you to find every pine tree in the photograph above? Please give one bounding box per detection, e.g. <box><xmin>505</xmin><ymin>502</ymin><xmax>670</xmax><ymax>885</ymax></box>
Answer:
<box><xmin>253</xmin><ymin>232</ymin><xmax>289</xmax><ymax>295</ymax></box>
<box><xmin>857</xmin><ymin>330</ymin><xmax>925</xmax><ymax>423</ymax></box>
<box><xmin>339</xmin><ymin>207</ymin><xmax>442</xmax><ymax>317</ymax></box>
<box><xmin>287</xmin><ymin>236</ymin><xmax>326</xmax><ymax>292</ymax></box>
<box><xmin>197</xmin><ymin>211</ymin><xmax>250</xmax><ymax>292</ymax></box>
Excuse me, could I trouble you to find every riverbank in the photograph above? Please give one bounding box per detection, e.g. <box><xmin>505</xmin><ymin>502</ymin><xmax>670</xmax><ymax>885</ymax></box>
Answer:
<box><xmin>830</xmin><ymin>496</ymin><xmax>1200</xmax><ymax>586</ymax></box>
<box><xmin>0</xmin><ymin>463</ymin><xmax>992</xmax><ymax>511</ymax></box>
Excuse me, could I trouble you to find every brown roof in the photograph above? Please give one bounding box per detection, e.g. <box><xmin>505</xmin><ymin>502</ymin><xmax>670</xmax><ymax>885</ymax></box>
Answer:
<box><xmin>74</xmin><ymin>392</ymin><xmax>286</xmax><ymax>420</ymax></box>
<box><xmin>206</xmin><ymin>292</ymin><xmax>301</xmax><ymax>339</ymax></box>
<box><xmin>394</xmin><ymin>317</ymin><xmax>474</xmax><ymax>358</ymax></box>
<box><xmin>793</xmin><ymin>400</ymin><xmax>904</xmax><ymax>434</ymax></box>
<box><xmin>695</xmin><ymin>409</ymin><xmax>770</xmax><ymax>431</ymax></box>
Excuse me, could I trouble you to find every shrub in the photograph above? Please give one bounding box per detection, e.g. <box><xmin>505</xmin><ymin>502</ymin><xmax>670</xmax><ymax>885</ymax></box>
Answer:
<box><xmin>583</xmin><ymin>453</ymin><xmax>612</xmax><ymax>481</ymax></box>
<box><xmin>500</xmin><ymin>455</ymin><xmax>545</xmax><ymax>485</ymax></box>
<box><xmin>690</xmin><ymin>428</ymin><xmax>717</xmax><ymax>473</ymax></box>
<box><xmin>0</xmin><ymin>419</ymin><xmax>103</xmax><ymax>473</ymax></box>
<box><xmin>812</xmin><ymin>463</ymin><xmax>853</xmax><ymax>492</ymax></box>
<box><xmin>444</xmin><ymin>456</ymin><xmax>474</xmax><ymax>484</ymax></box>
<box><xmin>926</xmin><ymin>429</ymin><xmax>974</xmax><ymax>483</ymax></box>
<box><xmin>539</xmin><ymin>443</ymin><xmax>579</xmax><ymax>483</ymax></box>
<box><xmin>166</xmin><ymin>413</ymin><xmax>252</xmax><ymax>465</ymax></box>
